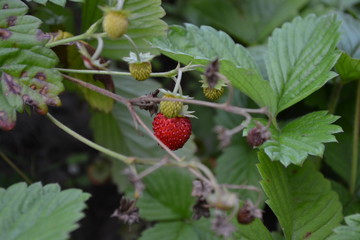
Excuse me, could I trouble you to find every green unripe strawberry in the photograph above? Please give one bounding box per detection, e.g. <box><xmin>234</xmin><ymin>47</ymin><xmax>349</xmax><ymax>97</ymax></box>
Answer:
<box><xmin>160</xmin><ymin>94</ymin><xmax>183</xmax><ymax>118</ymax></box>
<box><xmin>129</xmin><ymin>62</ymin><xmax>152</xmax><ymax>81</ymax></box>
<box><xmin>203</xmin><ymin>87</ymin><xmax>224</xmax><ymax>101</ymax></box>
<box><xmin>103</xmin><ymin>10</ymin><xmax>128</xmax><ymax>39</ymax></box>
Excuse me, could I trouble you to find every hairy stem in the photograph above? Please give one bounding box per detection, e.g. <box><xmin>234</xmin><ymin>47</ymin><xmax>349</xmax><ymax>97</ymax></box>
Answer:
<box><xmin>0</xmin><ymin>151</ymin><xmax>32</xmax><ymax>184</ymax></box>
<box><xmin>350</xmin><ymin>81</ymin><xmax>360</xmax><ymax>195</ymax></box>
<box><xmin>47</xmin><ymin>113</ymin><xmax>132</xmax><ymax>165</ymax></box>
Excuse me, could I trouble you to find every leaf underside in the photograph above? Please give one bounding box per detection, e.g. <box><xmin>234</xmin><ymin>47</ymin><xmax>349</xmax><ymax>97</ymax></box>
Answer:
<box><xmin>0</xmin><ymin>0</ymin><xmax>64</xmax><ymax>130</ymax></box>
<box><xmin>261</xmin><ymin>111</ymin><xmax>342</xmax><ymax>166</ymax></box>
<box><xmin>258</xmin><ymin>152</ymin><xmax>342</xmax><ymax>240</ymax></box>
<box><xmin>0</xmin><ymin>182</ymin><xmax>90</xmax><ymax>240</ymax></box>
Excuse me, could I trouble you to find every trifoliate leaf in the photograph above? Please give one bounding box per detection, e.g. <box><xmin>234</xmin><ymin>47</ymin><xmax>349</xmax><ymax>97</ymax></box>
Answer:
<box><xmin>0</xmin><ymin>0</ymin><xmax>64</xmax><ymax>130</ymax></box>
<box><xmin>215</xmin><ymin>141</ymin><xmax>263</xmax><ymax>205</ymax></box>
<box><xmin>266</xmin><ymin>14</ymin><xmax>341</xmax><ymax>114</ymax></box>
<box><xmin>137</xmin><ymin>166</ymin><xmax>194</xmax><ymax>221</ymax></box>
<box><xmin>261</xmin><ymin>111</ymin><xmax>342</xmax><ymax>166</ymax></box>
<box><xmin>327</xmin><ymin>214</ymin><xmax>360</xmax><ymax>240</ymax></box>
<box><xmin>139</xmin><ymin>219</ymin><xmax>220</xmax><ymax>240</ymax></box>
<box><xmin>151</xmin><ymin>24</ymin><xmax>277</xmax><ymax>114</ymax></box>
<box><xmin>102</xmin><ymin>0</ymin><xmax>167</xmax><ymax>59</ymax></box>
<box><xmin>258</xmin><ymin>152</ymin><xmax>343</xmax><ymax>240</ymax></box>
<box><xmin>187</xmin><ymin>0</ymin><xmax>309</xmax><ymax>44</ymax></box>
<box><xmin>335</xmin><ymin>12</ymin><xmax>360</xmax><ymax>84</ymax></box>
<box><xmin>0</xmin><ymin>182</ymin><xmax>90</xmax><ymax>240</ymax></box>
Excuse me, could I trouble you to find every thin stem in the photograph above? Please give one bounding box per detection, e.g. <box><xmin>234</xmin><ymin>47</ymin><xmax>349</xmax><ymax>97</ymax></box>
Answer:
<box><xmin>46</xmin><ymin>32</ymin><xmax>106</xmax><ymax>48</ymax></box>
<box><xmin>0</xmin><ymin>151</ymin><xmax>32</xmax><ymax>184</ymax></box>
<box><xmin>124</xmin><ymin>34</ymin><xmax>141</xmax><ymax>62</ymax></box>
<box><xmin>46</xmin><ymin>113</ymin><xmax>132</xmax><ymax>165</ymax></box>
<box><xmin>116</xmin><ymin>0</ymin><xmax>125</xmax><ymax>10</ymax></box>
<box><xmin>223</xmin><ymin>184</ymin><xmax>263</xmax><ymax>207</ymax></box>
<box><xmin>62</xmin><ymin>74</ymin><xmax>128</xmax><ymax>105</ymax></box>
<box><xmin>92</xmin><ymin>36</ymin><xmax>104</xmax><ymax>61</ymax></box>
<box><xmin>328</xmin><ymin>79</ymin><xmax>343</xmax><ymax>114</ymax></box>
<box><xmin>137</xmin><ymin>158</ymin><xmax>167</xmax><ymax>179</ymax></box>
<box><xmin>350</xmin><ymin>81</ymin><xmax>360</xmax><ymax>195</ymax></box>
<box><xmin>46</xmin><ymin>33</ymin><xmax>88</xmax><ymax>48</ymax></box>
<box><xmin>56</xmin><ymin>64</ymin><xmax>194</xmax><ymax>78</ymax></box>
<box><xmin>173</xmin><ymin>69</ymin><xmax>183</xmax><ymax>94</ymax></box>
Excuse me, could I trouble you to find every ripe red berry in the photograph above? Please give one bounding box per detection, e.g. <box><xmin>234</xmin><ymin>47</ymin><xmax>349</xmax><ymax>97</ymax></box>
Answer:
<box><xmin>152</xmin><ymin>113</ymin><xmax>192</xmax><ymax>151</ymax></box>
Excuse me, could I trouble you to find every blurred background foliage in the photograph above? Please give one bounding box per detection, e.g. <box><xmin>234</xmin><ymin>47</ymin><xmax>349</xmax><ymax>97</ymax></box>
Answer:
<box><xmin>1</xmin><ymin>0</ymin><xmax>360</xmax><ymax>239</ymax></box>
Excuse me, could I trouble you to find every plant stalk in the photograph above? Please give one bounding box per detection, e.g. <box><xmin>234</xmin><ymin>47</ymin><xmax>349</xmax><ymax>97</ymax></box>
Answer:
<box><xmin>350</xmin><ymin>81</ymin><xmax>360</xmax><ymax>195</ymax></box>
<box><xmin>0</xmin><ymin>151</ymin><xmax>32</xmax><ymax>184</ymax></box>
<box><xmin>46</xmin><ymin>113</ymin><xmax>132</xmax><ymax>165</ymax></box>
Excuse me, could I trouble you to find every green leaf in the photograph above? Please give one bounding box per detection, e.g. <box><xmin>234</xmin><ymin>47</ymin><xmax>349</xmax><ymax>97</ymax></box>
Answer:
<box><xmin>261</xmin><ymin>111</ymin><xmax>342</xmax><ymax>166</ymax></box>
<box><xmin>235</xmin><ymin>219</ymin><xmax>273</xmax><ymax>240</ymax></box>
<box><xmin>215</xmin><ymin>141</ymin><xmax>263</xmax><ymax>204</ymax></box>
<box><xmin>335</xmin><ymin>13</ymin><xmax>360</xmax><ymax>84</ymax></box>
<box><xmin>139</xmin><ymin>219</ymin><xmax>220</xmax><ymax>240</ymax></box>
<box><xmin>335</xmin><ymin>51</ymin><xmax>360</xmax><ymax>83</ymax></box>
<box><xmin>24</xmin><ymin>0</ymin><xmax>82</xmax><ymax>7</ymax></box>
<box><xmin>0</xmin><ymin>0</ymin><xmax>64</xmax><ymax>130</ymax></box>
<box><xmin>258</xmin><ymin>151</ymin><xmax>343</xmax><ymax>240</ymax></box>
<box><xmin>327</xmin><ymin>214</ymin><xmax>360</xmax><ymax>240</ymax></box>
<box><xmin>0</xmin><ymin>182</ymin><xmax>90</xmax><ymax>240</ymax></box>
<box><xmin>137</xmin><ymin>166</ymin><xmax>195</xmax><ymax>221</ymax></box>
<box><xmin>187</xmin><ymin>0</ymin><xmax>309</xmax><ymax>44</ymax></box>
<box><xmin>151</xmin><ymin>24</ymin><xmax>277</xmax><ymax>114</ymax></box>
<box><xmin>266</xmin><ymin>14</ymin><xmax>341</xmax><ymax>114</ymax></box>
<box><xmin>102</xmin><ymin>0</ymin><xmax>167</xmax><ymax>60</ymax></box>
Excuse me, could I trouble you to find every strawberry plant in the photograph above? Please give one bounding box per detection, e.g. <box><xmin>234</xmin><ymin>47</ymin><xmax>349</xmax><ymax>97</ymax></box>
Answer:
<box><xmin>1</xmin><ymin>0</ymin><xmax>360</xmax><ymax>239</ymax></box>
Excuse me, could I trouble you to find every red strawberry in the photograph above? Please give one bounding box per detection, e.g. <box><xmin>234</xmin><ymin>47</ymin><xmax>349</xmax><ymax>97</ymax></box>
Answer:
<box><xmin>152</xmin><ymin>113</ymin><xmax>192</xmax><ymax>151</ymax></box>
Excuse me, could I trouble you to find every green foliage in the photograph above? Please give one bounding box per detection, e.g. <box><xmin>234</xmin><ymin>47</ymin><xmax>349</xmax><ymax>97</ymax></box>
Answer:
<box><xmin>137</xmin><ymin>166</ymin><xmax>194</xmax><ymax>221</ymax></box>
<box><xmin>151</xmin><ymin>24</ymin><xmax>277</xmax><ymax>114</ymax></box>
<box><xmin>102</xmin><ymin>0</ymin><xmax>168</xmax><ymax>59</ymax></box>
<box><xmin>187</xmin><ymin>0</ymin><xmax>309</xmax><ymax>44</ymax></box>
<box><xmin>25</xmin><ymin>0</ymin><xmax>83</xmax><ymax>7</ymax></box>
<box><xmin>325</xmin><ymin>132</ymin><xmax>360</xmax><ymax>190</ymax></box>
<box><xmin>235</xmin><ymin>219</ymin><xmax>273</xmax><ymax>240</ymax></box>
<box><xmin>258</xmin><ymin>151</ymin><xmax>343</xmax><ymax>240</ymax></box>
<box><xmin>335</xmin><ymin>12</ymin><xmax>360</xmax><ymax>83</ymax></box>
<box><xmin>266</xmin><ymin>14</ymin><xmax>341</xmax><ymax>114</ymax></box>
<box><xmin>215</xmin><ymin>142</ymin><xmax>263</xmax><ymax>204</ymax></box>
<box><xmin>0</xmin><ymin>0</ymin><xmax>63</xmax><ymax>130</ymax></box>
<box><xmin>0</xmin><ymin>182</ymin><xmax>90</xmax><ymax>240</ymax></box>
<box><xmin>139</xmin><ymin>219</ymin><xmax>220</xmax><ymax>240</ymax></box>
<box><xmin>261</xmin><ymin>111</ymin><xmax>342</xmax><ymax>166</ymax></box>
<box><xmin>327</xmin><ymin>213</ymin><xmax>360</xmax><ymax>240</ymax></box>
